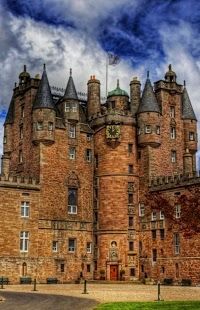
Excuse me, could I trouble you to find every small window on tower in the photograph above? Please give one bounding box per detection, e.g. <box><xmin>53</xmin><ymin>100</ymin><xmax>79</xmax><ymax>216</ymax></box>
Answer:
<box><xmin>139</xmin><ymin>204</ymin><xmax>145</xmax><ymax>217</ymax></box>
<box><xmin>3</xmin><ymin>135</ymin><xmax>7</xmax><ymax>144</ymax></box>
<box><xmin>170</xmin><ymin>106</ymin><xmax>175</xmax><ymax>118</ymax></box>
<box><xmin>86</xmin><ymin>149</ymin><xmax>92</xmax><ymax>162</ymax></box>
<box><xmin>111</xmin><ymin>101</ymin><xmax>116</xmax><ymax>109</ymax></box>
<box><xmin>189</xmin><ymin>132</ymin><xmax>195</xmax><ymax>141</ymax></box>
<box><xmin>128</xmin><ymin>165</ymin><xmax>133</xmax><ymax>174</ymax></box>
<box><xmin>19</xmin><ymin>150</ymin><xmax>23</xmax><ymax>163</ymax></box>
<box><xmin>87</xmin><ymin>133</ymin><xmax>92</xmax><ymax>141</ymax></box>
<box><xmin>128</xmin><ymin>144</ymin><xmax>133</xmax><ymax>153</ymax></box>
<box><xmin>37</xmin><ymin>122</ymin><xmax>43</xmax><ymax>131</ymax></box>
<box><xmin>71</xmin><ymin>102</ymin><xmax>77</xmax><ymax>112</ymax></box>
<box><xmin>145</xmin><ymin>125</ymin><xmax>151</xmax><ymax>134</ymax></box>
<box><xmin>21</xmin><ymin>105</ymin><xmax>25</xmax><ymax>118</ymax></box>
<box><xmin>65</xmin><ymin>103</ymin><xmax>70</xmax><ymax>112</ymax></box>
<box><xmin>69</xmin><ymin>147</ymin><xmax>76</xmax><ymax>160</ymax></box>
<box><xmin>156</xmin><ymin>126</ymin><xmax>160</xmax><ymax>135</ymax></box>
<box><xmin>171</xmin><ymin>150</ymin><xmax>177</xmax><ymax>163</ymax></box>
<box><xmin>175</xmin><ymin>204</ymin><xmax>181</xmax><ymax>218</ymax></box>
<box><xmin>48</xmin><ymin>122</ymin><xmax>53</xmax><ymax>131</ymax></box>
<box><xmin>129</xmin><ymin>241</ymin><xmax>134</xmax><ymax>251</ymax></box>
<box><xmin>128</xmin><ymin>193</ymin><xmax>133</xmax><ymax>204</ymax></box>
<box><xmin>170</xmin><ymin>127</ymin><xmax>176</xmax><ymax>139</ymax></box>
<box><xmin>20</xmin><ymin>126</ymin><xmax>23</xmax><ymax>139</ymax></box>
<box><xmin>69</xmin><ymin>124</ymin><xmax>76</xmax><ymax>138</ymax></box>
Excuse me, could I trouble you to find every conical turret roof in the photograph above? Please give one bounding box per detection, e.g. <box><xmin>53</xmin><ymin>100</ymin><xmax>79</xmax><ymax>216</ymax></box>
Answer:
<box><xmin>182</xmin><ymin>84</ymin><xmax>196</xmax><ymax>120</ymax></box>
<box><xmin>63</xmin><ymin>69</ymin><xmax>78</xmax><ymax>100</ymax></box>
<box><xmin>137</xmin><ymin>73</ymin><xmax>160</xmax><ymax>114</ymax></box>
<box><xmin>33</xmin><ymin>64</ymin><xmax>55</xmax><ymax>110</ymax></box>
<box><xmin>4</xmin><ymin>96</ymin><xmax>14</xmax><ymax>125</ymax></box>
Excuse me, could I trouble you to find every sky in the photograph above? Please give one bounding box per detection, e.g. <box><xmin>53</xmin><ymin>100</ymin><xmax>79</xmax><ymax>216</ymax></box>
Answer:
<box><xmin>0</xmin><ymin>0</ymin><xmax>200</xmax><ymax>161</ymax></box>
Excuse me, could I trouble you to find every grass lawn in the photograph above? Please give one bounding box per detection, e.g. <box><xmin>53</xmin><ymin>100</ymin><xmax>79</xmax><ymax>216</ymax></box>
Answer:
<box><xmin>94</xmin><ymin>301</ymin><xmax>200</xmax><ymax>310</ymax></box>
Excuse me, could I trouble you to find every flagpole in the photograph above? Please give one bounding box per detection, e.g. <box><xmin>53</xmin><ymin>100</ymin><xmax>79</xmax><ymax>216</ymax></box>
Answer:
<box><xmin>106</xmin><ymin>54</ymin><xmax>108</xmax><ymax>98</ymax></box>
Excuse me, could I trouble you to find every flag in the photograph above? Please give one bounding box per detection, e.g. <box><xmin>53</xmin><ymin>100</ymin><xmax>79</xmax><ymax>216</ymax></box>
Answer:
<box><xmin>108</xmin><ymin>52</ymin><xmax>120</xmax><ymax>66</ymax></box>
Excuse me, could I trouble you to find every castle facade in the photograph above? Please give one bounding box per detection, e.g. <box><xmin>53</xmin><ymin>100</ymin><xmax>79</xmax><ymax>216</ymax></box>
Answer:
<box><xmin>0</xmin><ymin>64</ymin><xmax>200</xmax><ymax>284</ymax></box>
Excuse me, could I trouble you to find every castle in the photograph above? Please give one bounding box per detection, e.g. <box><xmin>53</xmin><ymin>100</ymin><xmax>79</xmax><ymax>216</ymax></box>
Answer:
<box><xmin>0</xmin><ymin>63</ymin><xmax>200</xmax><ymax>284</ymax></box>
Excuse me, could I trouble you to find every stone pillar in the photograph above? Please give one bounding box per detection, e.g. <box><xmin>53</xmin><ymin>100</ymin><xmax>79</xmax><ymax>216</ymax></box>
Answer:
<box><xmin>183</xmin><ymin>148</ymin><xmax>193</xmax><ymax>175</ymax></box>
<box><xmin>87</xmin><ymin>76</ymin><xmax>101</xmax><ymax>118</ymax></box>
<box><xmin>130</xmin><ymin>77</ymin><xmax>141</xmax><ymax>115</ymax></box>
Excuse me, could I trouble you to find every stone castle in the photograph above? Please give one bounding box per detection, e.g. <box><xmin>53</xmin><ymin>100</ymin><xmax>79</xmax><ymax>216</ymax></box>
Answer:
<box><xmin>0</xmin><ymin>63</ymin><xmax>200</xmax><ymax>284</ymax></box>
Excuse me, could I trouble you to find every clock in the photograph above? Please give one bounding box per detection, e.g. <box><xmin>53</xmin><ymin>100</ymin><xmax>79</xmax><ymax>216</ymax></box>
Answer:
<box><xmin>106</xmin><ymin>125</ymin><xmax>120</xmax><ymax>139</ymax></box>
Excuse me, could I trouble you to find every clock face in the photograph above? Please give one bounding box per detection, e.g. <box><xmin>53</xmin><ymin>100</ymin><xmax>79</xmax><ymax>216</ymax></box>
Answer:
<box><xmin>106</xmin><ymin>125</ymin><xmax>120</xmax><ymax>139</ymax></box>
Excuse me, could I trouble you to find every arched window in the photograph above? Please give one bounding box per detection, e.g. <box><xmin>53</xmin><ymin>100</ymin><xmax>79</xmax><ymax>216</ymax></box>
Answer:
<box><xmin>22</xmin><ymin>262</ymin><xmax>27</xmax><ymax>276</ymax></box>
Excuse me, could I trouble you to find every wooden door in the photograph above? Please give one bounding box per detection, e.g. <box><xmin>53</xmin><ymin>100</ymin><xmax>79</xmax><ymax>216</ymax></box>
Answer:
<box><xmin>110</xmin><ymin>265</ymin><xmax>118</xmax><ymax>280</ymax></box>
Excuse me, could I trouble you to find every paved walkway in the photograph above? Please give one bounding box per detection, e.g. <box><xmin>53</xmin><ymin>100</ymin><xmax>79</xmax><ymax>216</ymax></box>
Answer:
<box><xmin>0</xmin><ymin>283</ymin><xmax>200</xmax><ymax>309</ymax></box>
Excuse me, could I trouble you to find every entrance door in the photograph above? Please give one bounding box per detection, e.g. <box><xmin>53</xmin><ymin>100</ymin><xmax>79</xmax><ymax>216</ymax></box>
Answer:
<box><xmin>110</xmin><ymin>265</ymin><xmax>118</xmax><ymax>280</ymax></box>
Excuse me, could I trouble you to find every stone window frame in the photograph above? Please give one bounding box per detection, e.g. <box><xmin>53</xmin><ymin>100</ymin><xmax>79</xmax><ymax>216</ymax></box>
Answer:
<box><xmin>36</xmin><ymin>121</ymin><xmax>43</xmax><ymax>131</ymax></box>
<box><xmin>145</xmin><ymin>125</ymin><xmax>151</xmax><ymax>134</ymax></box>
<box><xmin>171</xmin><ymin>150</ymin><xmax>177</xmax><ymax>163</ymax></box>
<box><xmin>52</xmin><ymin>241</ymin><xmax>58</xmax><ymax>252</ymax></box>
<box><xmin>48</xmin><ymin>122</ymin><xmax>53</xmax><ymax>131</ymax></box>
<box><xmin>69</xmin><ymin>123</ymin><xmax>76</xmax><ymax>139</ymax></box>
<box><xmin>68</xmin><ymin>238</ymin><xmax>76</xmax><ymax>252</ymax></box>
<box><xmin>169</xmin><ymin>106</ymin><xmax>175</xmax><ymax>118</ymax></box>
<box><xmin>20</xmin><ymin>201</ymin><xmax>30</xmax><ymax>218</ymax></box>
<box><xmin>69</xmin><ymin>147</ymin><xmax>76</xmax><ymax>160</ymax></box>
<box><xmin>189</xmin><ymin>132</ymin><xmax>195</xmax><ymax>141</ymax></box>
<box><xmin>170</xmin><ymin>126</ymin><xmax>176</xmax><ymax>139</ymax></box>
<box><xmin>152</xmin><ymin>248</ymin><xmax>157</xmax><ymax>262</ymax></box>
<box><xmin>20</xmin><ymin>231</ymin><xmax>29</xmax><ymax>252</ymax></box>
<box><xmin>175</xmin><ymin>204</ymin><xmax>181</xmax><ymax>219</ymax></box>
<box><xmin>86</xmin><ymin>149</ymin><xmax>92</xmax><ymax>162</ymax></box>
<box><xmin>160</xmin><ymin>210</ymin><xmax>165</xmax><ymax>220</ymax></box>
<box><xmin>156</xmin><ymin>126</ymin><xmax>160</xmax><ymax>135</ymax></box>
<box><xmin>86</xmin><ymin>242</ymin><xmax>92</xmax><ymax>253</ymax></box>
<box><xmin>151</xmin><ymin>211</ymin><xmax>157</xmax><ymax>221</ymax></box>
<box><xmin>139</xmin><ymin>203</ymin><xmax>145</xmax><ymax>217</ymax></box>
<box><xmin>68</xmin><ymin>188</ymin><xmax>78</xmax><ymax>214</ymax></box>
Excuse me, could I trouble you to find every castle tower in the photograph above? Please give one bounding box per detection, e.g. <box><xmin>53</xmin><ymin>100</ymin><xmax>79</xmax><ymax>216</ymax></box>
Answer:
<box><xmin>32</xmin><ymin>65</ymin><xmax>56</xmax><ymax>145</ymax></box>
<box><xmin>182</xmin><ymin>81</ymin><xmax>197</xmax><ymax>172</ymax></box>
<box><xmin>87</xmin><ymin>75</ymin><xmax>101</xmax><ymax>118</ymax></box>
<box><xmin>1</xmin><ymin>96</ymin><xmax>14</xmax><ymax>176</ymax></box>
<box><xmin>137</xmin><ymin>72</ymin><xmax>161</xmax><ymax>148</ymax></box>
<box><xmin>107</xmin><ymin>79</ymin><xmax>129</xmax><ymax>111</ymax></box>
<box><xmin>130</xmin><ymin>77</ymin><xmax>141</xmax><ymax>115</ymax></box>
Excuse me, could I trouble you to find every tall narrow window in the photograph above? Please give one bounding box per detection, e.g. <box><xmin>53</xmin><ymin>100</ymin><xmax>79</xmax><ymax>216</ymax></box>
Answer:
<box><xmin>69</xmin><ymin>147</ymin><xmax>76</xmax><ymax>160</ymax></box>
<box><xmin>145</xmin><ymin>125</ymin><xmax>151</xmax><ymax>134</ymax></box>
<box><xmin>129</xmin><ymin>241</ymin><xmax>134</xmax><ymax>251</ymax></box>
<box><xmin>87</xmin><ymin>134</ymin><xmax>92</xmax><ymax>141</ymax></box>
<box><xmin>61</xmin><ymin>263</ymin><xmax>65</xmax><ymax>272</ymax></box>
<box><xmin>128</xmin><ymin>144</ymin><xmax>133</xmax><ymax>153</ymax></box>
<box><xmin>151</xmin><ymin>211</ymin><xmax>157</xmax><ymax>221</ymax></box>
<box><xmin>22</xmin><ymin>262</ymin><xmax>27</xmax><ymax>276</ymax></box>
<box><xmin>175</xmin><ymin>204</ymin><xmax>181</xmax><ymax>218</ymax></box>
<box><xmin>174</xmin><ymin>233</ymin><xmax>180</xmax><ymax>254</ymax></box>
<box><xmin>170</xmin><ymin>127</ymin><xmax>176</xmax><ymax>139</ymax></box>
<box><xmin>68</xmin><ymin>188</ymin><xmax>77</xmax><ymax>214</ymax></box>
<box><xmin>139</xmin><ymin>204</ymin><xmax>145</xmax><ymax>217</ymax></box>
<box><xmin>189</xmin><ymin>132</ymin><xmax>195</xmax><ymax>141</ymax></box>
<box><xmin>20</xmin><ymin>231</ymin><xmax>29</xmax><ymax>252</ymax></box>
<box><xmin>128</xmin><ymin>165</ymin><xmax>133</xmax><ymax>174</ymax></box>
<box><xmin>171</xmin><ymin>150</ymin><xmax>177</xmax><ymax>163</ymax></box>
<box><xmin>48</xmin><ymin>122</ymin><xmax>53</xmax><ymax>131</ymax></box>
<box><xmin>160</xmin><ymin>211</ymin><xmax>164</xmax><ymax>220</ymax></box>
<box><xmin>3</xmin><ymin>135</ymin><xmax>7</xmax><ymax>144</ymax></box>
<box><xmin>160</xmin><ymin>229</ymin><xmax>165</xmax><ymax>240</ymax></box>
<box><xmin>52</xmin><ymin>241</ymin><xmax>58</xmax><ymax>252</ymax></box>
<box><xmin>86</xmin><ymin>149</ymin><xmax>92</xmax><ymax>162</ymax></box>
<box><xmin>170</xmin><ymin>106</ymin><xmax>175</xmax><ymax>118</ymax></box>
<box><xmin>68</xmin><ymin>239</ymin><xmax>76</xmax><ymax>252</ymax></box>
<box><xmin>69</xmin><ymin>124</ymin><xmax>76</xmax><ymax>138</ymax></box>
<box><xmin>95</xmin><ymin>155</ymin><xmax>98</xmax><ymax>168</ymax></box>
<box><xmin>21</xmin><ymin>105</ymin><xmax>25</xmax><ymax>118</ymax></box>
<box><xmin>156</xmin><ymin>126</ymin><xmax>160</xmax><ymax>135</ymax></box>
<box><xmin>21</xmin><ymin>201</ymin><xmax>29</xmax><ymax>218</ymax></box>
<box><xmin>129</xmin><ymin>216</ymin><xmax>134</xmax><ymax>227</ymax></box>
<box><xmin>86</xmin><ymin>242</ymin><xmax>92</xmax><ymax>253</ymax></box>
<box><xmin>20</xmin><ymin>126</ymin><xmax>23</xmax><ymax>139</ymax></box>
<box><xmin>19</xmin><ymin>150</ymin><xmax>23</xmax><ymax>163</ymax></box>
<box><xmin>71</xmin><ymin>102</ymin><xmax>77</xmax><ymax>112</ymax></box>
<box><xmin>128</xmin><ymin>193</ymin><xmax>133</xmax><ymax>204</ymax></box>
<box><xmin>152</xmin><ymin>249</ymin><xmax>157</xmax><ymax>262</ymax></box>
<box><xmin>65</xmin><ymin>103</ymin><xmax>70</xmax><ymax>112</ymax></box>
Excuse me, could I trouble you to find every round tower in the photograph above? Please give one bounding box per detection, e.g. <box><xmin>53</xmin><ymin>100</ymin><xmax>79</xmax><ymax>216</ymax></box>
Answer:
<box><xmin>137</xmin><ymin>72</ymin><xmax>161</xmax><ymax>148</ymax></box>
<box><xmin>87</xmin><ymin>75</ymin><xmax>101</xmax><ymax>118</ymax></box>
<box><xmin>130</xmin><ymin>77</ymin><xmax>141</xmax><ymax>115</ymax></box>
<box><xmin>32</xmin><ymin>65</ymin><xmax>56</xmax><ymax>145</ymax></box>
<box><xmin>183</xmin><ymin>148</ymin><xmax>193</xmax><ymax>175</ymax></box>
<box><xmin>107</xmin><ymin>80</ymin><xmax>129</xmax><ymax>111</ymax></box>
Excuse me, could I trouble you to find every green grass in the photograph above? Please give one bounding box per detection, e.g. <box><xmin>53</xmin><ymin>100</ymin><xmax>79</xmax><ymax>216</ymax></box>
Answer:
<box><xmin>94</xmin><ymin>301</ymin><xmax>200</xmax><ymax>310</ymax></box>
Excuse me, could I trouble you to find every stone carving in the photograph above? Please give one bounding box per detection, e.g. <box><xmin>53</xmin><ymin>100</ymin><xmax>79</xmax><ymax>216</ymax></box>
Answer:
<box><xmin>66</xmin><ymin>171</ymin><xmax>80</xmax><ymax>187</ymax></box>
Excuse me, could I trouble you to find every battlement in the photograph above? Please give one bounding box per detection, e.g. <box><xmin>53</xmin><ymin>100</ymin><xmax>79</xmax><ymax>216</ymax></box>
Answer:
<box><xmin>0</xmin><ymin>174</ymin><xmax>40</xmax><ymax>190</ymax></box>
<box><xmin>149</xmin><ymin>171</ymin><xmax>200</xmax><ymax>191</ymax></box>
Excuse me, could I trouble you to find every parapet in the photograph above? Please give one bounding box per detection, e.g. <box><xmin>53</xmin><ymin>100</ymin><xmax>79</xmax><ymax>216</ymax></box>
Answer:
<box><xmin>0</xmin><ymin>174</ymin><xmax>40</xmax><ymax>190</ymax></box>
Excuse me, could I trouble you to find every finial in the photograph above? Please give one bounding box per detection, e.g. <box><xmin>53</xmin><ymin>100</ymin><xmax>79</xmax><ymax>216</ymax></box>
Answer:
<box><xmin>147</xmin><ymin>71</ymin><xmax>149</xmax><ymax>79</ymax></box>
<box><xmin>43</xmin><ymin>63</ymin><xmax>46</xmax><ymax>70</ymax></box>
<box><xmin>169</xmin><ymin>64</ymin><xmax>172</xmax><ymax>71</ymax></box>
<box><xmin>184</xmin><ymin>80</ymin><xmax>186</xmax><ymax>87</ymax></box>
<box><xmin>117</xmin><ymin>79</ymin><xmax>119</xmax><ymax>88</ymax></box>
<box><xmin>70</xmin><ymin>68</ymin><xmax>72</xmax><ymax>76</ymax></box>
<box><xmin>24</xmin><ymin>65</ymin><xmax>26</xmax><ymax>72</ymax></box>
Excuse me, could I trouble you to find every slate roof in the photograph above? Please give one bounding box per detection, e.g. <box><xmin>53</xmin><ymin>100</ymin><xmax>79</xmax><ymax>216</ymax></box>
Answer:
<box><xmin>137</xmin><ymin>77</ymin><xmax>160</xmax><ymax>114</ymax></box>
<box><xmin>4</xmin><ymin>96</ymin><xmax>14</xmax><ymax>125</ymax></box>
<box><xmin>33</xmin><ymin>65</ymin><xmax>55</xmax><ymax>110</ymax></box>
<box><xmin>182</xmin><ymin>87</ymin><xmax>197</xmax><ymax>120</ymax></box>
<box><xmin>64</xmin><ymin>69</ymin><xmax>78</xmax><ymax>100</ymax></box>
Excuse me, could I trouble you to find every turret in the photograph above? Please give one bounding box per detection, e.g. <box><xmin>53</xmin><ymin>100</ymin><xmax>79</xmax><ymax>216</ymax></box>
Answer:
<box><xmin>137</xmin><ymin>72</ymin><xmax>161</xmax><ymax>148</ymax></box>
<box><xmin>107</xmin><ymin>80</ymin><xmax>129</xmax><ymax>111</ymax></box>
<box><xmin>183</xmin><ymin>148</ymin><xmax>193</xmax><ymax>175</ymax></box>
<box><xmin>165</xmin><ymin>64</ymin><xmax>176</xmax><ymax>83</ymax></box>
<box><xmin>1</xmin><ymin>95</ymin><xmax>14</xmax><ymax>176</ymax></box>
<box><xmin>130</xmin><ymin>77</ymin><xmax>141</xmax><ymax>115</ymax></box>
<box><xmin>87</xmin><ymin>75</ymin><xmax>101</xmax><ymax>118</ymax></box>
<box><xmin>61</xmin><ymin>68</ymin><xmax>79</xmax><ymax>122</ymax></box>
<box><xmin>19</xmin><ymin>65</ymin><xmax>31</xmax><ymax>86</ymax></box>
<box><xmin>32</xmin><ymin>64</ymin><xmax>56</xmax><ymax>145</ymax></box>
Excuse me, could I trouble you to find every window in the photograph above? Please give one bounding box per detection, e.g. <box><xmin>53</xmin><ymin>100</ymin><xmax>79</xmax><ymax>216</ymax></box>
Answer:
<box><xmin>128</xmin><ymin>144</ymin><xmax>133</xmax><ymax>153</ymax></box>
<box><xmin>128</xmin><ymin>165</ymin><xmax>133</xmax><ymax>174</ymax></box>
<box><xmin>170</xmin><ymin>106</ymin><xmax>175</xmax><ymax>118</ymax></box>
<box><xmin>152</xmin><ymin>230</ymin><xmax>156</xmax><ymax>239</ymax></box>
<box><xmin>151</xmin><ymin>211</ymin><xmax>157</xmax><ymax>221</ymax></box>
<box><xmin>129</xmin><ymin>241</ymin><xmax>134</xmax><ymax>251</ymax></box>
<box><xmin>170</xmin><ymin>127</ymin><xmax>176</xmax><ymax>139</ymax></box>
<box><xmin>21</xmin><ymin>105</ymin><xmax>25</xmax><ymax>118</ymax></box>
<box><xmin>21</xmin><ymin>201</ymin><xmax>29</xmax><ymax>218</ymax></box>
<box><xmin>69</xmin><ymin>147</ymin><xmax>76</xmax><ymax>160</ymax></box>
<box><xmin>152</xmin><ymin>249</ymin><xmax>157</xmax><ymax>262</ymax></box>
<box><xmin>71</xmin><ymin>102</ymin><xmax>77</xmax><ymax>112</ymax></box>
<box><xmin>3</xmin><ymin>136</ymin><xmax>6</xmax><ymax>144</ymax></box>
<box><xmin>175</xmin><ymin>204</ymin><xmax>181</xmax><ymax>218</ymax></box>
<box><xmin>171</xmin><ymin>150</ymin><xmax>177</xmax><ymax>163</ymax></box>
<box><xmin>156</xmin><ymin>126</ymin><xmax>160</xmax><ymax>135</ymax></box>
<box><xmin>87</xmin><ymin>264</ymin><xmax>91</xmax><ymax>273</ymax></box>
<box><xmin>87</xmin><ymin>133</ymin><xmax>92</xmax><ymax>141</ymax></box>
<box><xmin>128</xmin><ymin>193</ymin><xmax>133</xmax><ymax>204</ymax></box>
<box><xmin>160</xmin><ymin>211</ymin><xmax>164</xmax><ymax>220</ymax></box>
<box><xmin>94</xmin><ymin>211</ymin><xmax>98</xmax><ymax>222</ymax></box>
<box><xmin>160</xmin><ymin>229</ymin><xmax>165</xmax><ymax>240</ymax></box>
<box><xmin>95</xmin><ymin>155</ymin><xmax>98</xmax><ymax>168</ymax></box>
<box><xmin>129</xmin><ymin>216</ymin><xmax>134</xmax><ymax>227</ymax></box>
<box><xmin>22</xmin><ymin>262</ymin><xmax>27</xmax><ymax>277</ymax></box>
<box><xmin>20</xmin><ymin>126</ymin><xmax>23</xmax><ymax>139</ymax></box>
<box><xmin>48</xmin><ymin>122</ymin><xmax>53</xmax><ymax>131</ymax></box>
<box><xmin>69</xmin><ymin>124</ymin><xmax>76</xmax><ymax>138</ymax></box>
<box><xmin>189</xmin><ymin>132</ymin><xmax>195</xmax><ymax>141</ymax></box>
<box><xmin>111</xmin><ymin>101</ymin><xmax>116</xmax><ymax>109</ymax></box>
<box><xmin>20</xmin><ymin>231</ymin><xmax>29</xmax><ymax>252</ymax></box>
<box><xmin>68</xmin><ymin>188</ymin><xmax>77</xmax><ymax>214</ymax></box>
<box><xmin>86</xmin><ymin>149</ymin><xmax>92</xmax><ymax>162</ymax></box>
<box><xmin>52</xmin><ymin>241</ymin><xmax>58</xmax><ymax>252</ymax></box>
<box><xmin>19</xmin><ymin>150</ymin><xmax>23</xmax><ymax>163</ymax></box>
<box><xmin>65</xmin><ymin>103</ymin><xmax>70</xmax><ymax>112</ymax></box>
<box><xmin>145</xmin><ymin>125</ymin><xmax>151</xmax><ymax>134</ymax></box>
<box><xmin>174</xmin><ymin>233</ymin><xmax>180</xmax><ymax>254</ymax></box>
<box><xmin>130</xmin><ymin>268</ymin><xmax>135</xmax><ymax>277</ymax></box>
<box><xmin>68</xmin><ymin>239</ymin><xmax>76</xmax><ymax>252</ymax></box>
<box><xmin>37</xmin><ymin>122</ymin><xmax>43</xmax><ymax>130</ymax></box>
<box><xmin>139</xmin><ymin>204</ymin><xmax>145</xmax><ymax>217</ymax></box>
<box><xmin>86</xmin><ymin>242</ymin><xmax>92</xmax><ymax>253</ymax></box>
<box><xmin>61</xmin><ymin>263</ymin><xmax>65</xmax><ymax>272</ymax></box>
